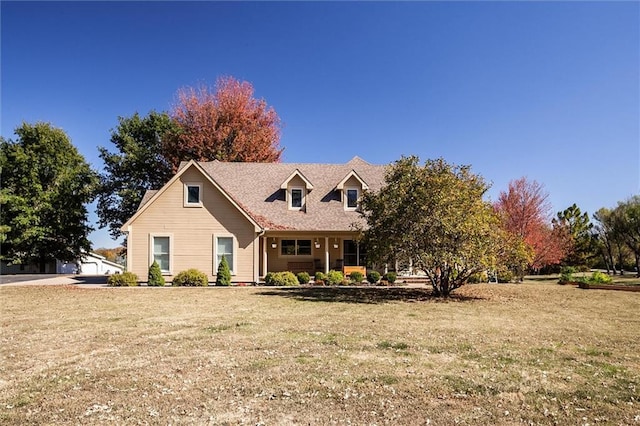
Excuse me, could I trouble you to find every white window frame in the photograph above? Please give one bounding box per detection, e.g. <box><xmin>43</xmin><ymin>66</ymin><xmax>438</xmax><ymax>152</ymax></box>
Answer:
<box><xmin>288</xmin><ymin>186</ymin><xmax>305</xmax><ymax>210</ymax></box>
<box><xmin>184</xmin><ymin>182</ymin><xmax>203</xmax><ymax>207</ymax></box>
<box><xmin>344</xmin><ymin>187</ymin><xmax>360</xmax><ymax>211</ymax></box>
<box><xmin>279</xmin><ymin>239</ymin><xmax>313</xmax><ymax>257</ymax></box>
<box><xmin>149</xmin><ymin>233</ymin><xmax>173</xmax><ymax>275</ymax></box>
<box><xmin>213</xmin><ymin>234</ymin><xmax>237</xmax><ymax>276</ymax></box>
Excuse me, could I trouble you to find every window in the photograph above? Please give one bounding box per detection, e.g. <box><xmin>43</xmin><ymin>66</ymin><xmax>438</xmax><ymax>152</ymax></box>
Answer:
<box><xmin>151</xmin><ymin>235</ymin><xmax>171</xmax><ymax>273</ymax></box>
<box><xmin>289</xmin><ymin>187</ymin><xmax>304</xmax><ymax>210</ymax></box>
<box><xmin>346</xmin><ymin>188</ymin><xmax>359</xmax><ymax>209</ymax></box>
<box><xmin>184</xmin><ymin>183</ymin><xmax>202</xmax><ymax>207</ymax></box>
<box><xmin>215</xmin><ymin>236</ymin><xmax>235</xmax><ymax>274</ymax></box>
<box><xmin>343</xmin><ymin>240</ymin><xmax>367</xmax><ymax>266</ymax></box>
<box><xmin>280</xmin><ymin>239</ymin><xmax>312</xmax><ymax>256</ymax></box>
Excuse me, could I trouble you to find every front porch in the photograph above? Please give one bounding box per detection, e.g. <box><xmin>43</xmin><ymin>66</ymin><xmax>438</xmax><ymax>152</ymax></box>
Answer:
<box><xmin>259</xmin><ymin>233</ymin><xmax>369</xmax><ymax>278</ymax></box>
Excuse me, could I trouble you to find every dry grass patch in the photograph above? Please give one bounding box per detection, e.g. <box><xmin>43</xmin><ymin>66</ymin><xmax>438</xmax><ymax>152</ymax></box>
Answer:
<box><xmin>1</xmin><ymin>282</ymin><xmax>639</xmax><ymax>425</ymax></box>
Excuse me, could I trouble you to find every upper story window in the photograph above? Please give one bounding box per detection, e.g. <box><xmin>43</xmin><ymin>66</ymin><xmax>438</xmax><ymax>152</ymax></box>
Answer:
<box><xmin>289</xmin><ymin>187</ymin><xmax>304</xmax><ymax>210</ymax></box>
<box><xmin>280</xmin><ymin>169</ymin><xmax>313</xmax><ymax>211</ymax></box>
<box><xmin>336</xmin><ymin>170</ymin><xmax>368</xmax><ymax>212</ymax></box>
<box><xmin>345</xmin><ymin>188</ymin><xmax>359</xmax><ymax>210</ymax></box>
<box><xmin>184</xmin><ymin>183</ymin><xmax>203</xmax><ymax>207</ymax></box>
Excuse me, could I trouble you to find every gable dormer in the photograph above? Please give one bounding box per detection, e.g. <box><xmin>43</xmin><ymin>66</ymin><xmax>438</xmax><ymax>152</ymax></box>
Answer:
<box><xmin>280</xmin><ymin>169</ymin><xmax>313</xmax><ymax>211</ymax></box>
<box><xmin>335</xmin><ymin>170</ymin><xmax>369</xmax><ymax>211</ymax></box>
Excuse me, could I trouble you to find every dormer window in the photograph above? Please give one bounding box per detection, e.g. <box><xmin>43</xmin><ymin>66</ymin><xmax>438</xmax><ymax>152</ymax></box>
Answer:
<box><xmin>289</xmin><ymin>187</ymin><xmax>304</xmax><ymax>210</ymax></box>
<box><xmin>281</xmin><ymin>169</ymin><xmax>313</xmax><ymax>211</ymax></box>
<box><xmin>345</xmin><ymin>188</ymin><xmax>359</xmax><ymax>210</ymax></box>
<box><xmin>184</xmin><ymin>182</ymin><xmax>203</xmax><ymax>207</ymax></box>
<box><xmin>336</xmin><ymin>170</ymin><xmax>368</xmax><ymax>212</ymax></box>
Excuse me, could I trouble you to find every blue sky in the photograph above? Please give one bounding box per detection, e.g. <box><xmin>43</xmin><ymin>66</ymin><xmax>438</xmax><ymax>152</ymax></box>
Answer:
<box><xmin>2</xmin><ymin>1</ymin><xmax>638</xmax><ymax>249</ymax></box>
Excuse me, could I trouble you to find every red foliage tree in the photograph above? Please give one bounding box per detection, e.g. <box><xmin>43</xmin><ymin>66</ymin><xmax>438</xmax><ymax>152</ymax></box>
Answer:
<box><xmin>494</xmin><ymin>177</ymin><xmax>569</xmax><ymax>271</ymax></box>
<box><xmin>163</xmin><ymin>76</ymin><xmax>283</xmax><ymax>170</ymax></box>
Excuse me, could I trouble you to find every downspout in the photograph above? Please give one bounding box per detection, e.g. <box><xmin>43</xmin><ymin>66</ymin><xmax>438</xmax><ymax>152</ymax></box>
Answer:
<box><xmin>256</xmin><ymin>228</ymin><xmax>267</xmax><ymax>284</ymax></box>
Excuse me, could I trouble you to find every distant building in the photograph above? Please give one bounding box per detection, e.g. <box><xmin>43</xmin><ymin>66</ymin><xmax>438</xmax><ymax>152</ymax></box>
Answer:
<box><xmin>1</xmin><ymin>252</ymin><xmax>124</xmax><ymax>275</ymax></box>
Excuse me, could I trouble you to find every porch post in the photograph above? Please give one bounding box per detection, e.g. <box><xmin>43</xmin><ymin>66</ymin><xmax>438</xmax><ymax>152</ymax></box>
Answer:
<box><xmin>262</xmin><ymin>236</ymin><xmax>268</xmax><ymax>278</ymax></box>
<box><xmin>324</xmin><ymin>236</ymin><xmax>330</xmax><ymax>274</ymax></box>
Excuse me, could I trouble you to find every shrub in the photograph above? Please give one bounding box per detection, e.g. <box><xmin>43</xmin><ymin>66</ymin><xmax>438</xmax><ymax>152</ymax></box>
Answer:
<box><xmin>467</xmin><ymin>271</ymin><xmax>488</xmax><ymax>284</ymax></box>
<box><xmin>216</xmin><ymin>255</ymin><xmax>231</xmax><ymax>286</ymax></box>
<box><xmin>367</xmin><ymin>270</ymin><xmax>381</xmax><ymax>284</ymax></box>
<box><xmin>263</xmin><ymin>271</ymin><xmax>298</xmax><ymax>286</ymax></box>
<box><xmin>173</xmin><ymin>269</ymin><xmax>208</xmax><ymax>286</ymax></box>
<box><xmin>384</xmin><ymin>272</ymin><xmax>398</xmax><ymax>284</ymax></box>
<box><xmin>314</xmin><ymin>272</ymin><xmax>326</xmax><ymax>285</ymax></box>
<box><xmin>297</xmin><ymin>271</ymin><xmax>310</xmax><ymax>285</ymax></box>
<box><xmin>558</xmin><ymin>266</ymin><xmax>576</xmax><ymax>284</ymax></box>
<box><xmin>147</xmin><ymin>261</ymin><xmax>165</xmax><ymax>286</ymax></box>
<box><xmin>326</xmin><ymin>270</ymin><xmax>344</xmax><ymax>285</ymax></box>
<box><xmin>107</xmin><ymin>271</ymin><xmax>138</xmax><ymax>287</ymax></box>
<box><xmin>264</xmin><ymin>272</ymin><xmax>276</xmax><ymax>286</ymax></box>
<box><xmin>497</xmin><ymin>269</ymin><xmax>514</xmax><ymax>283</ymax></box>
<box><xmin>589</xmin><ymin>271</ymin><xmax>613</xmax><ymax>284</ymax></box>
<box><xmin>349</xmin><ymin>271</ymin><xmax>364</xmax><ymax>283</ymax></box>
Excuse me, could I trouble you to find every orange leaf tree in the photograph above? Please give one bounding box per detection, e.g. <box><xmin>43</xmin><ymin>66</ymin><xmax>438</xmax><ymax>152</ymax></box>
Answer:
<box><xmin>494</xmin><ymin>177</ymin><xmax>569</xmax><ymax>276</ymax></box>
<box><xmin>164</xmin><ymin>76</ymin><xmax>283</xmax><ymax>170</ymax></box>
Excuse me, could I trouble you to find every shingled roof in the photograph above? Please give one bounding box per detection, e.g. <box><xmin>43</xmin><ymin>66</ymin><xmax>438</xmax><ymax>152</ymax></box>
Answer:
<box><xmin>171</xmin><ymin>156</ymin><xmax>387</xmax><ymax>231</ymax></box>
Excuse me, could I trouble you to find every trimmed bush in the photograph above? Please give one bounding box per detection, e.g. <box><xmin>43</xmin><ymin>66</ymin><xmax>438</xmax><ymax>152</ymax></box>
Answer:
<box><xmin>265</xmin><ymin>271</ymin><xmax>299</xmax><ymax>286</ymax></box>
<box><xmin>264</xmin><ymin>272</ymin><xmax>276</xmax><ymax>286</ymax></box>
<box><xmin>297</xmin><ymin>272</ymin><xmax>311</xmax><ymax>285</ymax></box>
<box><xmin>326</xmin><ymin>270</ymin><xmax>344</xmax><ymax>286</ymax></box>
<box><xmin>314</xmin><ymin>272</ymin><xmax>326</xmax><ymax>285</ymax></box>
<box><xmin>497</xmin><ymin>269</ymin><xmax>514</xmax><ymax>283</ymax></box>
<box><xmin>589</xmin><ymin>271</ymin><xmax>613</xmax><ymax>284</ymax></box>
<box><xmin>147</xmin><ymin>261</ymin><xmax>165</xmax><ymax>287</ymax></box>
<box><xmin>107</xmin><ymin>272</ymin><xmax>138</xmax><ymax>287</ymax></box>
<box><xmin>384</xmin><ymin>272</ymin><xmax>398</xmax><ymax>284</ymax></box>
<box><xmin>467</xmin><ymin>271</ymin><xmax>487</xmax><ymax>284</ymax></box>
<box><xmin>349</xmin><ymin>271</ymin><xmax>364</xmax><ymax>283</ymax></box>
<box><xmin>367</xmin><ymin>270</ymin><xmax>381</xmax><ymax>284</ymax></box>
<box><xmin>216</xmin><ymin>255</ymin><xmax>231</xmax><ymax>286</ymax></box>
<box><xmin>173</xmin><ymin>269</ymin><xmax>208</xmax><ymax>286</ymax></box>
<box><xmin>575</xmin><ymin>272</ymin><xmax>613</xmax><ymax>285</ymax></box>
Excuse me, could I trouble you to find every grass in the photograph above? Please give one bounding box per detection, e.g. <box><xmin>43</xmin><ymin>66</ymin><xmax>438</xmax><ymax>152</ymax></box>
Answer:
<box><xmin>1</xmin><ymin>281</ymin><xmax>639</xmax><ymax>425</ymax></box>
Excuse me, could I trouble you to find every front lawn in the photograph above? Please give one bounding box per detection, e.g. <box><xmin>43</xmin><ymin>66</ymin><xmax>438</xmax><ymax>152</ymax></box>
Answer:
<box><xmin>1</xmin><ymin>281</ymin><xmax>638</xmax><ymax>424</ymax></box>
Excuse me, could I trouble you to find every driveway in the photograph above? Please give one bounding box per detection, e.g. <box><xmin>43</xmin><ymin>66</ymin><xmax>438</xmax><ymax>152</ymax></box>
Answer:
<box><xmin>0</xmin><ymin>274</ymin><xmax>109</xmax><ymax>287</ymax></box>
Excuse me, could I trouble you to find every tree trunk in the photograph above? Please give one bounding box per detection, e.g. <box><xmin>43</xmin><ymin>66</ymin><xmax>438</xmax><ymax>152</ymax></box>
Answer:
<box><xmin>636</xmin><ymin>253</ymin><xmax>640</xmax><ymax>278</ymax></box>
<box><xmin>617</xmin><ymin>244</ymin><xmax>624</xmax><ymax>275</ymax></box>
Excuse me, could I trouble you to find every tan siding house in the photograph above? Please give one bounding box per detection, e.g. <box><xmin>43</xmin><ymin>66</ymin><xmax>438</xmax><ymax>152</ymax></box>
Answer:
<box><xmin>121</xmin><ymin>157</ymin><xmax>385</xmax><ymax>284</ymax></box>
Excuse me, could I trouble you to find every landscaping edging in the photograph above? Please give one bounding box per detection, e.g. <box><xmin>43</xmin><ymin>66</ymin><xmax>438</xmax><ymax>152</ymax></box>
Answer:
<box><xmin>578</xmin><ymin>282</ymin><xmax>640</xmax><ymax>292</ymax></box>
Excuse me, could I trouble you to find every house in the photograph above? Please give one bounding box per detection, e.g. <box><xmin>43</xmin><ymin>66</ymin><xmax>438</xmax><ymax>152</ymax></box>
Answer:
<box><xmin>121</xmin><ymin>157</ymin><xmax>386</xmax><ymax>283</ymax></box>
<box><xmin>74</xmin><ymin>252</ymin><xmax>125</xmax><ymax>275</ymax></box>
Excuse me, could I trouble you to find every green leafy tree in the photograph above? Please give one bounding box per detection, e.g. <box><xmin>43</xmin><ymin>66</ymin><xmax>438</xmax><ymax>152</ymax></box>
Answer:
<box><xmin>216</xmin><ymin>255</ymin><xmax>231</xmax><ymax>286</ymax></box>
<box><xmin>553</xmin><ymin>203</ymin><xmax>595</xmax><ymax>267</ymax></box>
<box><xmin>96</xmin><ymin>111</ymin><xmax>177</xmax><ymax>239</ymax></box>
<box><xmin>610</xmin><ymin>196</ymin><xmax>640</xmax><ymax>277</ymax></box>
<box><xmin>0</xmin><ymin>122</ymin><xmax>98</xmax><ymax>272</ymax></box>
<box><xmin>359</xmin><ymin>156</ymin><xmax>500</xmax><ymax>297</ymax></box>
<box><xmin>593</xmin><ymin>208</ymin><xmax>619</xmax><ymax>274</ymax></box>
<box><xmin>147</xmin><ymin>260</ymin><xmax>165</xmax><ymax>286</ymax></box>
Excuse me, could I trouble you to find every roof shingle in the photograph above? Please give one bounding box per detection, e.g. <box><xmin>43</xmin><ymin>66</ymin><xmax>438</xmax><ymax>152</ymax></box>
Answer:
<box><xmin>197</xmin><ymin>156</ymin><xmax>386</xmax><ymax>231</ymax></box>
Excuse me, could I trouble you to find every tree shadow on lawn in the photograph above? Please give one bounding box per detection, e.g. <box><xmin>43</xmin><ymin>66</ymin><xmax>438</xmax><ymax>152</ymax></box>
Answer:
<box><xmin>256</xmin><ymin>286</ymin><xmax>484</xmax><ymax>304</ymax></box>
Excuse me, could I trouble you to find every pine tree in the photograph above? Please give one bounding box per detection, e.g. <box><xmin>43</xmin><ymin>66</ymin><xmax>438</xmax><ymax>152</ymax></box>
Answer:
<box><xmin>216</xmin><ymin>255</ymin><xmax>231</xmax><ymax>286</ymax></box>
<box><xmin>147</xmin><ymin>260</ymin><xmax>165</xmax><ymax>286</ymax></box>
